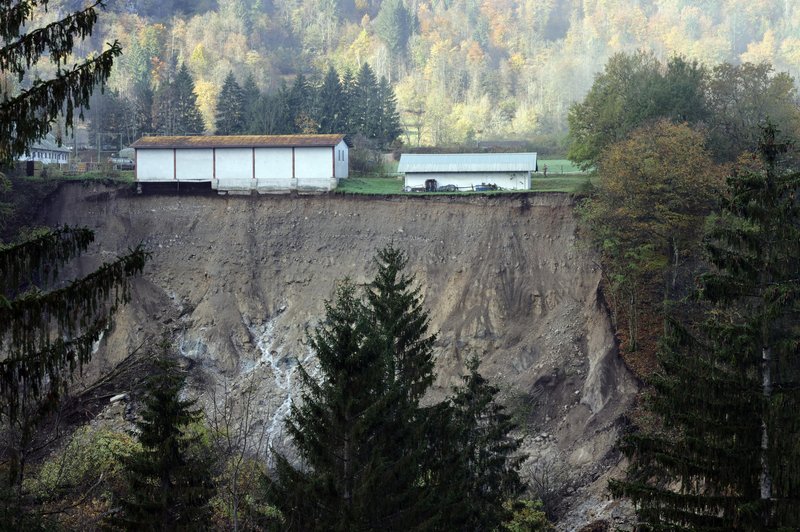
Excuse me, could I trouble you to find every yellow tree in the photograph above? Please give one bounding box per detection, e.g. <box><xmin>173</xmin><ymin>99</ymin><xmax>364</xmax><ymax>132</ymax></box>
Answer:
<box><xmin>580</xmin><ymin>120</ymin><xmax>723</xmax><ymax>353</ymax></box>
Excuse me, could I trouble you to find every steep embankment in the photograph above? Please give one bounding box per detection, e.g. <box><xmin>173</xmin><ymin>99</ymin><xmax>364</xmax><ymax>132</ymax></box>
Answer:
<box><xmin>41</xmin><ymin>184</ymin><xmax>637</xmax><ymax>527</ymax></box>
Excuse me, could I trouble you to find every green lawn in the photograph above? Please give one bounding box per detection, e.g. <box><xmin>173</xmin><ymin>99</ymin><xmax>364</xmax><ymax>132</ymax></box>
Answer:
<box><xmin>531</xmin><ymin>175</ymin><xmax>591</xmax><ymax>192</ymax></box>
<box><xmin>336</xmin><ymin>175</ymin><xmax>591</xmax><ymax>195</ymax></box>
<box><xmin>336</xmin><ymin>177</ymin><xmax>404</xmax><ymax>194</ymax></box>
<box><xmin>537</xmin><ymin>159</ymin><xmax>585</xmax><ymax>174</ymax></box>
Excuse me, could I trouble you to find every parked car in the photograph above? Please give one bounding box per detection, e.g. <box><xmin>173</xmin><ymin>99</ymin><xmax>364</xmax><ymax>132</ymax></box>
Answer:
<box><xmin>438</xmin><ymin>184</ymin><xmax>458</xmax><ymax>192</ymax></box>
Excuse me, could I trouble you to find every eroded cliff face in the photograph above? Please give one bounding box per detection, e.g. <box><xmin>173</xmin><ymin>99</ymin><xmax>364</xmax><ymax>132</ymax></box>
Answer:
<box><xmin>42</xmin><ymin>184</ymin><xmax>637</xmax><ymax>527</ymax></box>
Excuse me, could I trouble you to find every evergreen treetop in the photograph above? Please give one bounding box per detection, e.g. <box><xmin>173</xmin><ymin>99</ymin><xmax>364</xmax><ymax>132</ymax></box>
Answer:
<box><xmin>215</xmin><ymin>71</ymin><xmax>245</xmax><ymax>135</ymax></box>
<box><xmin>316</xmin><ymin>66</ymin><xmax>343</xmax><ymax>134</ymax></box>
<box><xmin>266</xmin><ymin>246</ymin><xmax>525</xmax><ymax>531</ymax></box>
<box><xmin>447</xmin><ymin>357</ymin><xmax>524</xmax><ymax>530</ymax></box>
<box><xmin>173</xmin><ymin>63</ymin><xmax>205</xmax><ymax>135</ymax></box>
<box><xmin>113</xmin><ymin>353</ymin><xmax>215</xmax><ymax>530</ymax></box>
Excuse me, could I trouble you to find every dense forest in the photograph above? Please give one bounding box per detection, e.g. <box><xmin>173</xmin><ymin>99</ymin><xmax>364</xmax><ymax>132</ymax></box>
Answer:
<box><xmin>4</xmin><ymin>0</ymin><xmax>799</xmax><ymax>147</ymax></box>
<box><xmin>4</xmin><ymin>0</ymin><xmax>800</xmax><ymax>528</ymax></box>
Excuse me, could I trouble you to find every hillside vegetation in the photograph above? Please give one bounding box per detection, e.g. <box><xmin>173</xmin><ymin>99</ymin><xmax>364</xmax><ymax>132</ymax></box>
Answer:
<box><xmin>7</xmin><ymin>0</ymin><xmax>799</xmax><ymax>146</ymax></box>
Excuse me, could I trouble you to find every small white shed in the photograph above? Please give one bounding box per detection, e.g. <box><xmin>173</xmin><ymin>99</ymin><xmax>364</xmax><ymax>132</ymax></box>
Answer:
<box><xmin>398</xmin><ymin>153</ymin><xmax>537</xmax><ymax>191</ymax></box>
<box><xmin>131</xmin><ymin>134</ymin><xmax>351</xmax><ymax>193</ymax></box>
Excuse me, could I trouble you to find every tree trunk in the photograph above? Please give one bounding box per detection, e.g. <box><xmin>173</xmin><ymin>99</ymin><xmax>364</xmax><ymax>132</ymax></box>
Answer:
<box><xmin>761</xmin><ymin>345</ymin><xmax>773</xmax><ymax>523</ymax></box>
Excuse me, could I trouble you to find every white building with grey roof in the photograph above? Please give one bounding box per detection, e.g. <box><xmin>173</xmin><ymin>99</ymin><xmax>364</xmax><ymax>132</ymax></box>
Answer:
<box><xmin>18</xmin><ymin>134</ymin><xmax>71</xmax><ymax>165</ymax></box>
<box><xmin>397</xmin><ymin>152</ymin><xmax>537</xmax><ymax>191</ymax></box>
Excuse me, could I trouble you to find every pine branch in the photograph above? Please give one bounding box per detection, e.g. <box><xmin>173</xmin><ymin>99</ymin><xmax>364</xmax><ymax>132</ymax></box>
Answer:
<box><xmin>0</xmin><ymin>42</ymin><xmax>121</xmax><ymax>163</ymax></box>
<box><xmin>0</xmin><ymin>226</ymin><xmax>94</xmax><ymax>296</ymax></box>
<box><xmin>0</xmin><ymin>317</ymin><xmax>107</xmax><ymax>420</ymax></box>
<box><xmin>0</xmin><ymin>245</ymin><xmax>148</xmax><ymax>346</ymax></box>
<box><xmin>0</xmin><ymin>0</ymin><xmax>106</xmax><ymax>79</ymax></box>
<box><xmin>0</xmin><ymin>0</ymin><xmax>44</xmax><ymax>41</ymax></box>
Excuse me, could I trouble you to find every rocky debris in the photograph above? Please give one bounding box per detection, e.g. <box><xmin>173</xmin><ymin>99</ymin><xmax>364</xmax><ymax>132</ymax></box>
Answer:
<box><xmin>41</xmin><ymin>184</ymin><xmax>639</xmax><ymax>527</ymax></box>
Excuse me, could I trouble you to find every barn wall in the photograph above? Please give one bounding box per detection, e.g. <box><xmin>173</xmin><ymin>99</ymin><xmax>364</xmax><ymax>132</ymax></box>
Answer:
<box><xmin>295</xmin><ymin>147</ymin><xmax>332</xmax><ymax>179</ymax></box>
<box><xmin>404</xmin><ymin>172</ymin><xmax>530</xmax><ymax>190</ymax></box>
<box><xmin>136</xmin><ymin>143</ymin><xmax>341</xmax><ymax>192</ymax></box>
<box><xmin>334</xmin><ymin>140</ymin><xmax>349</xmax><ymax>178</ymax></box>
<box><xmin>215</xmin><ymin>148</ymin><xmax>253</xmax><ymax>181</ymax></box>
<box><xmin>176</xmin><ymin>149</ymin><xmax>213</xmax><ymax>181</ymax></box>
<box><xmin>137</xmin><ymin>149</ymin><xmax>175</xmax><ymax>181</ymax></box>
<box><xmin>255</xmin><ymin>148</ymin><xmax>293</xmax><ymax>180</ymax></box>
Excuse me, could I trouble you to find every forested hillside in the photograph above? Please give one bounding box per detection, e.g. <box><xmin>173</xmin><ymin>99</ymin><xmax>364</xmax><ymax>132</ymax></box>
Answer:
<box><xmin>6</xmin><ymin>0</ymin><xmax>799</xmax><ymax>146</ymax></box>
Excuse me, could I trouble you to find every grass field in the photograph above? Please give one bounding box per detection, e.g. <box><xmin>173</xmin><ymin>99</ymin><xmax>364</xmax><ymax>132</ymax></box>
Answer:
<box><xmin>530</xmin><ymin>175</ymin><xmax>591</xmax><ymax>192</ymax></box>
<box><xmin>336</xmin><ymin>175</ymin><xmax>591</xmax><ymax>195</ymax></box>
<box><xmin>537</xmin><ymin>159</ymin><xmax>585</xmax><ymax>174</ymax></box>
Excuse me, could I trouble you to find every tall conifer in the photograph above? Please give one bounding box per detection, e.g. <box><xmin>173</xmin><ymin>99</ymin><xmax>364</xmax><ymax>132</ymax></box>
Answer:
<box><xmin>611</xmin><ymin>126</ymin><xmax>800</xmax><ymax>528</ymax></box>
<box><xmin>113</xmin><ymin>354</ymin><xmax>215</xmax><ymax>529</ymax></box>
<box><xmin>377</xmin><ymin>77</ymin><xmax>402</xmax><ymax>147</ymax></box>
<box><xmin>339</xmin><ymin>68</ymin><xmax>357</xmax><ymax>135</ymax></box>
<box><xmin>173</xmin><ymin>64</ymin><xmax>205</xmax><ymax>135</ymax></box>
<box><xmin>266</xmin><ymin>247</ymin><xmax>524</xmax><ymax>530</ymax></box>
<box><xmin>215</xmin><ymin>71</ymin><xmax>246</xmax><ymax>135</ymax></box>
<box><xmin>317</xmin><ymin>66</ymin><xmax>344</xmax><ymax>134</ymax></box>
<box><xmin>353</xmin><ymin>63</ymin><xmax>381</xmax><ymax>141</ymax></box>
<box><xmin>445</xmin><ymin>358</ymin><xmax>524</xmax><ymax>530</ymax></box>
<box><xmin>241</xmin><ymin>74</ymin><xmax>263</xmax><ymax>134</ymax></box>
<box><xmin>265</xmin><ymin>247</ymin><xmax>439</xmax><ymax>529</ymax></box>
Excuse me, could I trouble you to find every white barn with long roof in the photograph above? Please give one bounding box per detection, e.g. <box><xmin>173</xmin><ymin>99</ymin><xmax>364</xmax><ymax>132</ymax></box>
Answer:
<box><xmin>398</xmin><ymin>153</ymin><xmax>537</xmax><ymax>191</ymax></box>
<box><xmin>131</xmin><ymin>134</ymin><xmax>350</xmax><ymax>194</ymax></box>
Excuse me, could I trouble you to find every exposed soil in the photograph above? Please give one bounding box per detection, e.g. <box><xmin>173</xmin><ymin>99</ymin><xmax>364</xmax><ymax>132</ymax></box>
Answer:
<box><xmin>38</xmin><ymin>183</ymin><xmax>638</xmax><ymax>528</ymax></box>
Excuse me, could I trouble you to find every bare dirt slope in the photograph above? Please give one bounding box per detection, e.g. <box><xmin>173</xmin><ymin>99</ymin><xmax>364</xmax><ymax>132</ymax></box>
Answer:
<box><xmin>42</xmin><ymin>183</ymin><xmax>637</xmax><ymax>528</ymax></box>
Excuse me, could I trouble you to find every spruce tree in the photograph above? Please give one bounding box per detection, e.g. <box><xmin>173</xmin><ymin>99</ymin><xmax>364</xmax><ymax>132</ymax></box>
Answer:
<box><xmin>374</xmin><ymin>0</ymin><xmax>413</xmax><ymax>58</ymax></box>
<box><xmin>258</xmin><ymin>83</ymin><xmax>292</xmax><ymax>135</ymax></box>
<box><xmin>241</xmin><ymin>74</ymin><xmax>263</xmax><ymax>134</ymax></box>
<box><xmin>610</xmin><ymin>126</ymin><xmax>800</xmax><ymax>529</ymax></box>
<box><xmin>366</xmin><ymin>245</ymin><xmax>435</xmax><ymax>403</ymax></box>
<box><xmin>445</xmin><ymin>357</ymin><xmax>524</xmax><ymax>530</ymax></box>
<box><xmin>288</xmin><ymin>74</ymin><xmax>314</xmax><ymax>134</ymax></box>
<box><xmin>339</xmin><ymin>68</ymin><xmax>357</xmax><ymax>135</ymax></box>
<box><xmin>0</xmin><ymin>0</ymin><xmax>121</xmax><ymax>164</ymax></box>
<box><xmin>173</xmin><ymin>64</ymin><xmax>205</xmax><ymax>135</ymax></box>
<box><xmin>377</xmin><ymin>77</ymin><xmax>402</xmax><ymax>147</ymax></box>
<box><xmin>421</xmin><ymin>358</ymin><xmax>525</xmax><ymax>531</ymax></box>
<box><xmin>353</xmin><ymin>63</ymin><xmax>381</xmax><ymax>142</ymax></box>
<box><xmin>132</xmin><ymin>80</ymin><xmax>154</xmax><ymax>138</ymax></box>
<box><xmin>316</xmin><ymin>66</ymin><xmax>344</xmax><ymax>134</ymax></box>
<box><xmin>266</xmin><ymin>247</ymin><xmax>439</xmax><ymax>530</ymax></box>
<box><xmin>113</xmin><ymin>354</ymin><xmax>215</xmax><ymax>530</ymax></box>
<box><xmin>215</xmin><ymin>71</ymin><xmax>246</xmax><ymax>135</ymax></box>
<box><xmin>266</xmin><ymin>247</ymin><xmax>525</xmax><ymax>530</ymax></box>
<box><xmin>0</xmin><ymin>4</ymin><xmax>149</xmax><ymax>523</ymax></box>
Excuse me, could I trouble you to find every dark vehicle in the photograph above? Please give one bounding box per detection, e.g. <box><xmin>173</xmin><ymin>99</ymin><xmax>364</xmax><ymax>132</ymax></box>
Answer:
<box><xmin>474</xmin><ymin>183</ymin><xmax>498</xmax><ymax>191</ymax></box>
<box><xmin>438</xmin><ymin>184</ymin><xmax>458</xmax><ymax>192</ymax></box>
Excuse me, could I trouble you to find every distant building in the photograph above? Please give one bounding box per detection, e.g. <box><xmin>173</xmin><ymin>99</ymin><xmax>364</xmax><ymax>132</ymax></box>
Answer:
<box><xmin>398</xmin><ymin>153</ymin><xmax>537</xmax><ymax>191</ymax></box>
<box><xmin>131</xmin><ymin>134</ymin><xmax>351</xmax><ymax>194</ymax></box>
<box><xmin>19</xmin><ymin>135</ymin><xmax>71</xmax><ymax>165</ymax></box>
